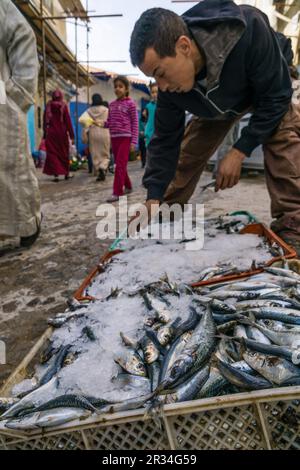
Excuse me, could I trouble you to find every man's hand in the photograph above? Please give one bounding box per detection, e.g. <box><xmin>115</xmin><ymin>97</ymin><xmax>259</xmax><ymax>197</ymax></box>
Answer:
<box><xmin>215</xmin><ymin>148</ymin><xmax>246</xmax><ymax>192</ymax></box>
<box><xmin>128</xmin><ymin>199</ymin><xmax>160</xmax><ymax>236</ymax></box>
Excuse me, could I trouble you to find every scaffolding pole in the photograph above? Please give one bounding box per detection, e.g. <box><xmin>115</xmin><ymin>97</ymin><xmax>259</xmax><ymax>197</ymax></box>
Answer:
<box><xmin>75</xmin><ymin>16</ymin><xmax>79</xmax><ymax>155</ymax></box>
<box><xmin>26</xmin><ymin>4</ymin><xmax>123</xmax><ymax>155</ymax></box>
<box><xmin>86</xmin><ymin>0</ymin><xmax>90</xmax><ymax>105</ymax></box>
<box><xmin>40</xmin><ymin>0</ymin><xmax>47</xmax><ymax>110</ymax></box>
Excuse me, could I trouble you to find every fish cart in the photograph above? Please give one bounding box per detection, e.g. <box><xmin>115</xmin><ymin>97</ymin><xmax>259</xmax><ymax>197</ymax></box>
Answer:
<box><xmin>1</xmin><ymin>222</ymin><xmax>300</xmax><ymax>450</ymax></box>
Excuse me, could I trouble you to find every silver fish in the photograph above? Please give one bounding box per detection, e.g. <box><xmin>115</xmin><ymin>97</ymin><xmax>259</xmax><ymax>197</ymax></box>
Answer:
<box><xmin>0</xmin><ymin>377</ymin><xmax>58</xmax><ymax>420</ymax></box>
<box><xmin>218</xmin><ymin>359</ymin><xmax>272</xmax><ymax>391</ymax></box>
<box><xmin>164</xmin><ymin>366</ymin><xmax>210</xmax><ymax>403</ymax></box>
<box><xmin>161</xmin><ymin>307</ymin><xmax>216</xmax><ymax>390</ymax></box>
<box><xmin>243</xmin><ymin>351</ymin><xmax>300</xmax><ymax>386</ymax></box>
<box><xmin>114</xmin><ymin>351</ymin><xmax>147</xmax><ymax>377</ymax></box>
<box><xmin>36</xmin><ymin>408</ymin><xmax>91</xmax><ymax>428</ymax></box>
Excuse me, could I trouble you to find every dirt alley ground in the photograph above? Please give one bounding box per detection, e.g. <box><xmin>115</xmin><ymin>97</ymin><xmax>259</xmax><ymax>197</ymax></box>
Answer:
<box><xmin>0</xmin><ymin>160</ymin><xmax>271</xmax><ymax>386</ymax></box>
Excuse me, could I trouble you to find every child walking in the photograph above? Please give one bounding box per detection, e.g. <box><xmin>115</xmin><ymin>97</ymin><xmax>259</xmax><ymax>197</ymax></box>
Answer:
<box><xmin>105</xmin><ymin>76</ymin><xmax>139</xmax><ymax>202</ymax></box>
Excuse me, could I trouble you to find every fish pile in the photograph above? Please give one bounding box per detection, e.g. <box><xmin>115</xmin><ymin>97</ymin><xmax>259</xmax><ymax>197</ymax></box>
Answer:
<box><xmin>1</xmin><ymin>216</ymin><xmax>299</xmax><ymax>433</ymax></box>
<box><xmin>1</xmin><ymin>263</ymin><xmax>300</xmax><ymax>432</ymax></box>
<box><xmin>86</xmin><ymin>215</ymin><xmax>278</xmax><ymax>299</ymax></box>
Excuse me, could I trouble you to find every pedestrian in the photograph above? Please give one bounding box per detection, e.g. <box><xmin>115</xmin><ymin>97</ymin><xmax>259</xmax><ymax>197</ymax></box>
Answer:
<box><xmin>104</xmin><ymin>75</ymin><xmax>139</xmax><ymax>202</ymax></box>
<box><xmin>139</xmin><ymin>108</ymin><xmax>148</xmax><ymax>168</ymax></box>
<box><xmin>80</xmin><ymin>93</ymin><xmax>110</xmax><ymax>182</ymax></box>
<box><xmin>145</xmin><ymin>82</ymin><xmax>158</xmax><ymax>147</ymax></box>
<box><xmin>43</xmin><ymin>89</ymin><xmax>75</xmax><ymax>182</ymax></box>
<box><xmin>130</xmin><ymin>1</ymin><xmax>300</xmax><ymax>256</ymax></box>
<box><xmin>0</xmin><ymin>0</ymin><xmax>41</xmax><ymax>253</ymax></box>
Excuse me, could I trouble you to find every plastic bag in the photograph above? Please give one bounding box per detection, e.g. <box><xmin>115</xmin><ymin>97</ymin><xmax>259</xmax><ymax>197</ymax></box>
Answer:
<box><xmin>79</xmin><ymin>111</ymin><xmax>94</xmax><ymax>128</ymax></box>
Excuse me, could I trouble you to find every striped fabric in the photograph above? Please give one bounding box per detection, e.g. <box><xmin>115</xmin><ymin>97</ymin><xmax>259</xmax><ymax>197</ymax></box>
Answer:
<box><xmin>106</xmin><ymin>97</ymin><xmax>139</xmax><ymax>146</ymax></box>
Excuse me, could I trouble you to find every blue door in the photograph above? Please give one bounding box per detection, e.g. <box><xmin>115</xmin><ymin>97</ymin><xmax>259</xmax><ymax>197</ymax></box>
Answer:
<box><xmin>70</xmin><ymin>102</ymin><xmax>89</xmax><ymax>155</ymax></box>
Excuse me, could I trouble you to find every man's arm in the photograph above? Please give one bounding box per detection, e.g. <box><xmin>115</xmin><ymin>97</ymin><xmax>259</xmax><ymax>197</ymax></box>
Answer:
<box><xmin>4</xmin><ymin>1</ymin><xmax>39</xmax><ymax>113</ymax></box>
<box><xmin>233</xmin><ymin>13</ymin><xmax>292</xmax><ymax>156</ymax></box>
<box><xmin>143</xmin><ymin>91</ymin><xmax>186</xmax><ymax>201</ymax></box>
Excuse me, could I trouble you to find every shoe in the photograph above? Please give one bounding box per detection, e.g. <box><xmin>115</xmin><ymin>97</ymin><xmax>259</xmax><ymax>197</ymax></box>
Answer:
<box><xmin>20</xmin><ymin>215</ymin><xmax>43</xmax><ymax>248</ymax></box>
<box><xmin>106</xmin><ymin>195</ymin><xmax>119</xmax><ymax>203</ymax></box>
<box><xmin>108</xmin><ymin>167</ymin><xmax>115</xmax><ymax>175</ymax></box>
<box><xmin>96</xmin><ymin>169</ymin><xmax>106</xmax><ymax>182</ymax></box>
<box><xmin>65</xmin><ymin>174</ymin><xmax>74</xmax><ymax>180</ymax></box>
<box><xmin>124</xmin><ymin>188</ymin><xmax>132</xmax><ymax>195</ymax></box>
<box><xmin>53</xmin><ymin>177</ymin><xmax>59</xmax><ymax>183</ymax></box>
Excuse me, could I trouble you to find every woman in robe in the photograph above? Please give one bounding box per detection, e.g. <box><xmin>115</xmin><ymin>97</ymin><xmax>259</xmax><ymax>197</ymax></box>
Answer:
<box><xmin>43</xmin><ymin>89</ymin><xmax>75</xmax><ymax>182</ymax></box>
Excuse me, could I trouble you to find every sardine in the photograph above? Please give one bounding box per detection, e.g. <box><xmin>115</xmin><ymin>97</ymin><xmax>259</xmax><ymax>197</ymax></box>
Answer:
<box><xmin>245</xmin><ymin>326</ymin><xmax>272</xmax><ymax>345</ymax></box>
<box><xmin>218</xmin><ymin>360</ymin><xmax>273</xmax><ymax>391</ymax></box>
<box><xmin>146</xmin><ymin>294</ymin><xmax>172</xmax><ymax>324</ymax></box>
<box><xmin>243</xmin><ymin>351</ymin><xmax>300</xmax><ymax>386</ymax></box>
<box><xmin>48</xmin><ymin>311</ymin><xmax>86</xmax><ymax>328</ymax></box>
<box><xmin>120</xmin><ymin>332</ymin><xmax>139</xmax><ymax>350</ymax></box>
<box><xmin>36</xmin><ymin>407</ymin><xmax>91</xmax><ymax>428</ymax></box>
<box><xmin>264</xmin><ymin>267</ymin><xmax>300</xmax><ymax>281</ymax></box>
<box><xmin>164</xmin><ymin>365</ymin><xmax>210</xmax><ymax>403</ymax></box>
<box><xmin>159</xmin><ymin>332</ymin><xmax>193</xmax><ymax>385</ymax></box>
<box><xmin>98</xmin><ymin>393</ymin><xmax>155</xmax><ymax>414</ymax></box>
<box><xmin>114</xmin><ymin>351</ymin><xmax>147</xmax><ymax>377</ymax></box>
<box><xmin>242</xmin><ymin>308</ymin><xmax>300</xmax><ymax>326</ymax></box>
<box><xmin>196</xmin><ymin>368</ymin><xmax>230</xmax><ymax>399</ymax></box>
<box><xmin>32</xmin><ymin>394</ymin><xmax>103</xmax><ymax>414</ymax></box>
<box><xmin>139</xmin><ymin>336</ymin><xmax>159</xmax><ymax>364</ymax></box>
<box><xmin>161</xmin><ymin>307</ymin><xmax>216</xmax><ymax>390</ymax></box>
<box><xmin>0</xmin><ymin>398</ymin><xmax>20</xmax><ymax>414</ymax></box>
<box><xmin>242</xmin><ymin>318</ymin><xmax>300</xmax><ymax>348</ymax></box>
<box><xmin>0</xmin><ymin>377</ymin><xmax>58</xmax><ymax>420</ymax></box>
<box><xmin>228</xmin><ymin>281</ymin><xmax>280</xmax><ymax>291</ymax></box>
<box><xmin>39</xmin><ymin>345</ymin><xmax>70</xmax><ymax>387</ymax></box>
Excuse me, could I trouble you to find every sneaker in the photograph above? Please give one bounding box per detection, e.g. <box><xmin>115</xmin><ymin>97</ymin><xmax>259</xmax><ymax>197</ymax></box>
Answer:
<box><xmin>106</xmin><ymin>195</ymin><xmax>119</xmax><ymax>203</ymax></box>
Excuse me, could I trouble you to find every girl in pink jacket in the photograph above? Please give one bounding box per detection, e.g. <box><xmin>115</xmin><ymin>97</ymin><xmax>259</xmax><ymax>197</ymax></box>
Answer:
<box><xmin>105</xmin><ymin>75</ymin><xmax>139</xmax><ymax>202</ymax></box>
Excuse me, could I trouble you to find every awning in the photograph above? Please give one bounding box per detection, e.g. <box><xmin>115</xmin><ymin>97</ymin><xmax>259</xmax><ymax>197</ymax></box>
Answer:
<box><xmin>90</xmin><ymin>68</ymin><xmax>150</xmax><ymax>96</ymax></box>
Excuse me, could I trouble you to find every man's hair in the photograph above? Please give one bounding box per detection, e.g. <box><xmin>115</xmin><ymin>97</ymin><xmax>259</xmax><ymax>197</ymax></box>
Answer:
<box><xmin>130</xmin><ymin>8</ymin><xmax>190</xmax><ymax>66</ymax></box>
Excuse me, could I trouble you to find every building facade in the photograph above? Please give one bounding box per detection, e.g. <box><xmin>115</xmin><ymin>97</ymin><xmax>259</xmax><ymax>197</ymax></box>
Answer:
<box><xmin>13</xmin><ymin>0</ymin><xmax>92</xmax><ymax>150</ymax></box>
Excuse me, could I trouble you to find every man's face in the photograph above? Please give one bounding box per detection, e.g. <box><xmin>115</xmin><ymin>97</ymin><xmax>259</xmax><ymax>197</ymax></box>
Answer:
<box><xmin>140</xmin><ymin>38</ymin><xmax>196</xmax><ymax>94</ymax></box>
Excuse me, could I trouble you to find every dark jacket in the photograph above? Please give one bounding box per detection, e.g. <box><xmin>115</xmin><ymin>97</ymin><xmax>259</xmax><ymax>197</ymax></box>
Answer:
<box><xmin>144</xmin><ymin>0</ymin><xmax>292</xmax><ymax>201</ymax></box>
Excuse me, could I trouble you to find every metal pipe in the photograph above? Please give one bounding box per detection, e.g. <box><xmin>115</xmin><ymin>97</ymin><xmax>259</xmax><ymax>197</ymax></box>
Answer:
<box><xmin>30</xmin><ymin>14</ymin><xmax>123</xmax><ymax>21</ymax></box>
<box><xmin>86</xmin><ymin>0</ymin><xmax>90</xmax><ymax>105</ymax></box>
<box><xmin>40</xmin><ymin>0</ymin><xmax>47</xmax><ymax>110</ymax></box>
<box><xmin>75</xmin><ymin>17</ymin><xmax>79</xmax><ymax>156</ymax></box>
